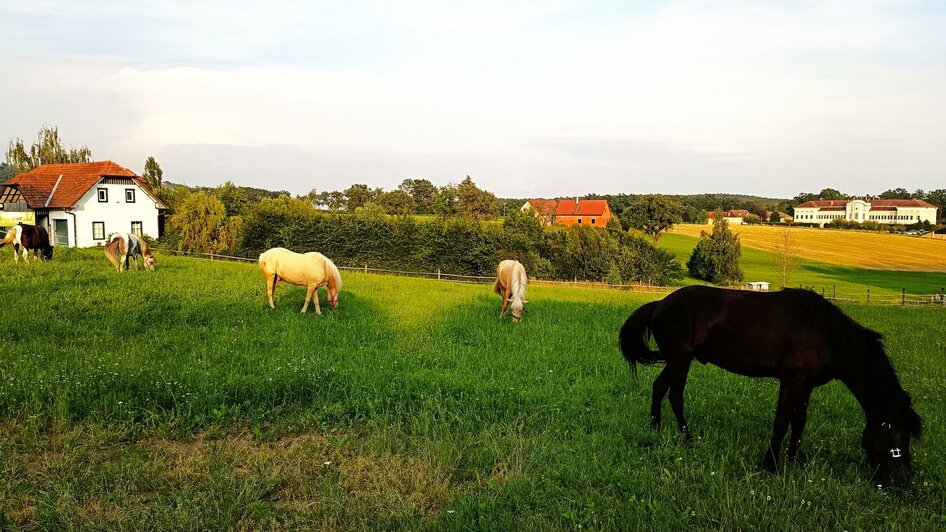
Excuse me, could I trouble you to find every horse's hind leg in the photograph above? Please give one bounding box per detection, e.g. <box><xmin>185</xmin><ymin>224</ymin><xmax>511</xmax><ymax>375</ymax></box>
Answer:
<box><xmin>301</xmin><ymin>285</ymin><xmax>317</xmax><ymax>314</ymax></box>
<box><xmin>266</xmin><ymin>274</ymin><xmax>277</xmax><ymax>308</ymax></box>
<box><xmin>762</xmin><ymin>379</ymin><xmax>805</xmax><ymax>473</ymax></box>
<box><xmin>650</xmin><ymin>366</ymin><xmax>673</xmax><ymax>430</ymax></box>
<box><xmin>667</xmin><ymin>359</ymin><xmax>694</xmax><ymax>441</ymax></box>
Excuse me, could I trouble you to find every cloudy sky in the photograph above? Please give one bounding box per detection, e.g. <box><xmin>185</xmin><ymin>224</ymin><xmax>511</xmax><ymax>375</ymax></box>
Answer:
<box><xmin>2</xmin><ymin>1</ymin><xmax>944</xmax><ymax>198</ymax></box>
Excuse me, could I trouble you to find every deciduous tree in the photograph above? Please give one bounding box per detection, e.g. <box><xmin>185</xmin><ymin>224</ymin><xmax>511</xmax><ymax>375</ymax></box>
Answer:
<box><xmin>687</xmin><ymin>216</ymin><xmax>743</xmax><ymax>285</ymax></box>
<box><xmin>143</xmin><ymin>156</ymin><xmax>163</xmax><ymax>189</ymax></box>
<box><xmin>623</xmin><ymin>194</ymin><xmax>683</xmax><ymax>245</ymax></box>
<box><xmin>5</xmin><ymin>125</ymin><xmax>92</xmax><ymax>173</ymax></box>
<box><xmin>772</xmin><ymin>227</ymin><xmax>799</xmax><ymax>288</ymax></box>
<box><xmin>456</xmin><ymin>176</ymin><xmax>498</xmax><ymax>220</ymax></box>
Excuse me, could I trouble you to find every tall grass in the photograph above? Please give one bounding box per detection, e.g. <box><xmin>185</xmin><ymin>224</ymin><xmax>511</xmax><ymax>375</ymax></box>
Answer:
<box><xmin>1</xmin><ymin>249</ymin><xmax>943</xmax><ymax>529</ymax></box>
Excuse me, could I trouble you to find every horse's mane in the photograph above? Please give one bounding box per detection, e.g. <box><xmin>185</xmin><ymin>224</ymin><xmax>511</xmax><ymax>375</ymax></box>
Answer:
<box><xmin>325</xmin><ymin>256</ymin><xmax>342</xmax><ymax>289</ymax></box>
<box><xmin>783</xmin><ymin>289</ymin><xmax>922</xmax><ymax>437</ymax></box>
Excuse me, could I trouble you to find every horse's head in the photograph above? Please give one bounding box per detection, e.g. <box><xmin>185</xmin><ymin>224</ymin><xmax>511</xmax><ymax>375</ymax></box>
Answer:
<box><xmin>327</xmin><ymin>286</ymin><xmax>339</xmax><ymax>308</ymax></box>
<box><xmin>862</xmin><ymin>412</ymin><xmax>922</xmax><ymax>488</ymax></box>
<box><xmin>42</xmin><ymin>246</ymin><xmax>53</xmax><ymax>261</ymax></box>
<box><xmin>144</xmin><ymin>254</ymin><xmax>156</xmax><ymax>271</ymax></box>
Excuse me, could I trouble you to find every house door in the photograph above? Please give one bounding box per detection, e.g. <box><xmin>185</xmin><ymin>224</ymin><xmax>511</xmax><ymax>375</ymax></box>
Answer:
<box><xmin>53</xmin><ymin>219</ymin><xmax>69</xmax><ymax>247</ymax></box>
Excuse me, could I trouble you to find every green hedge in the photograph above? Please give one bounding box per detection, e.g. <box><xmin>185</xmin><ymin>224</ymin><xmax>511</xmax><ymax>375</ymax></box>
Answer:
<box><xmin>238</xmin><ymin>197</ymin><xmax>684</xmax><ymax>285</ymax></box>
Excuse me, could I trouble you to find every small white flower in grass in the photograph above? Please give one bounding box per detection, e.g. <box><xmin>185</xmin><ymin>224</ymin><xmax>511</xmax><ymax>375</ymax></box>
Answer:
<box><xmin>447</xmin><ymin>510</ymin><xmax>455</xmax><ymax>514</ymax></box>
<box><xmin>324</xmin><ymin>461</ymin><xmax>332</xmax><ymax>466</ymax></box>
<box><xmin>750</xmin><ymin>490</ymin><xmax>755</xmax><ymax>495</ymax></box>
<box><xmin>710</xmin><ymin>471</ymin><xmax>715</xmax><ymax>476</ymax></box>
<box><xmin>766</xmin><ymin>495</ymin><xmax>771</xmax><ymax>501</ymax></box>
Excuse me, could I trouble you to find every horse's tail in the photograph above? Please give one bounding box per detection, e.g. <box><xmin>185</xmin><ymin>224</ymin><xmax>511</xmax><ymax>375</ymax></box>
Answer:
<box><xmin>104</xmin><ymin>235</ymin><xmax>124</xmax><ymax>270</ymax></box>
<box><xmin>0</xmin><ymin>225</ymin><xmax>21</xmax><ymax>248</ymax></box>
<box><xmin>619</xmin><ymin>301</ymin><xmax>663</xmax><ymax>376</ymax></box>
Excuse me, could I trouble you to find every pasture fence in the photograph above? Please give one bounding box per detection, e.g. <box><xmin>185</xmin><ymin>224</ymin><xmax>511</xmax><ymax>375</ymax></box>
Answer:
<box><xmin>2</xmin><ymin>230</ymin><xmax>942</xmax><ymax>307</ymax></box>
<box><xmin>147</xmin><ymin>246</ymin><xmax>945</xmax><ymax>307</ymax></box>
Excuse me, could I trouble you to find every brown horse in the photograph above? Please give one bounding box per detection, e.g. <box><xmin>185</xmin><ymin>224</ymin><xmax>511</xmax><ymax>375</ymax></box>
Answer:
<box><xmin>494</xmin><ymin>259</ymin><xmax>528</xmax><ymax>322</ymax></box>
<box><xmin>619</xmin><ymin>285</ymin><xmax>922</xmax><ymax>488</ymax></box>
<box><xmin>104</xmin><ymin>233</ymin><xmax>156</xmax><ymax>271</ymax></box>
<box><xmin>258</xmin><ymin>247</ymin><xmax>341</xmax><ymax>314</ymax></box>
<box><xmin>0</xmin><ymin>223</ymin><xmax>53</xmax><ymax>262</ymax></box>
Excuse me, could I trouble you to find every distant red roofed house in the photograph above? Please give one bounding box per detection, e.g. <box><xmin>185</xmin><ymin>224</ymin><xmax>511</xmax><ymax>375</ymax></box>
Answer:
<box><xmin>519</xmin><ymin>199</ymin><xmax>559</xmax><ymax>226</ymax></box>
<box><xmin>706</xmin><ymin>209</ymin><xmax>750</xmax><ymax>225</ymax></box>
<box><xmin>554</xmin><ymin>198</ymin><xmax>612</xmax><ymax>228</ymax></box>
<box><xmin>0</xmin><ymin>161</ymin><xmax>166</xmax><ymax>247</ymax></box>
<box><xmin>793</xmin><ymin>199</ymin><xmax>937</xmax><ymax>227</ymax></box>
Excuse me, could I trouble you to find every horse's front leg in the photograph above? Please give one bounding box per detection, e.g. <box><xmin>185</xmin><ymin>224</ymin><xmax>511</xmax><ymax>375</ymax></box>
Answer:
<box><xmin>787</xmin><ymin>385</ymin><xmax>814</xmax><ymax>462</ymax></box>
<box><xmin>301</xmin><ymin>285</ymin><xmax>316</xmax><ymax>313</ymax></box>
<box><xmin>762</xmin><ymin>379</ymin><xmax>804</xmax><ymax>473</ymax></box>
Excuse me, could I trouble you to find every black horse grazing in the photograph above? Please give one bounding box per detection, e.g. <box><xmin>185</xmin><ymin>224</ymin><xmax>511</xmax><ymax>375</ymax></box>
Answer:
<box><xmin>620</xmin><ymin>285</ymin><xmax>922</xmax><ymax>488</ymax></box>
<box><xmin>0</xmin><ymin>223</ymin><xmax>53</xmax><ymax>262</ymax></box>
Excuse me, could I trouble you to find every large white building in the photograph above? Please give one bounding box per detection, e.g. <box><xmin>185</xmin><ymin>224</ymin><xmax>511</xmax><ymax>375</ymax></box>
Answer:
<box><xmin>0</xmin><ymin>161</ymin><xmax>166</xmax><ymax>247</ymax></box>
<box><xmin>793</xmin><ymin>199</ymin><xmax>937</xmax><ymax>228</ymax></box>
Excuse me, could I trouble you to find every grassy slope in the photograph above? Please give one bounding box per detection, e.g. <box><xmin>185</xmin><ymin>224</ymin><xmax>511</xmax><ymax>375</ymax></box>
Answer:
<box><xmin>1</xmin><ymin>250</ymin><xmax>944</xmax><ymax>529</ymax></box>
<box><xmin>660</xmin><ymin>232</ymin><xmax>946</xmax><ymax>296</ymax></box>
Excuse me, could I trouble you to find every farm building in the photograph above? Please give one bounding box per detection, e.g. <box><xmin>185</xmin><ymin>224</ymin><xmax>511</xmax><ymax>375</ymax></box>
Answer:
<box><xmin>706</xmin><ymin>209</ymin><xmax>749</xmax><ymax>225</ymax></box>
<box><xmin>519</xmin><ymin>199</ymin><xmax>558</xmax><ymax>226</ymax></box>
<box><xmin>0</xmin><ymin>161</ymin><xmax>166</xmax><ymax>247</ymax></box>
<box><xmin>793</xmin><ymin>199</ymin><xmax>937</xmax><ymax>227</ymax></box>
<box><xmin>553</xmin><ymin>198</ymin><xmax>613</xmax><ymax>228</ymax></box>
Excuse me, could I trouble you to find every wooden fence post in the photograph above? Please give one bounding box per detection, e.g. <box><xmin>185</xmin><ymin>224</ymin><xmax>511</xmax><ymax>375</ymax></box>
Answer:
<box><xmin>867</xmin><ymin>288</ymin><xmax>870</xmax><ymax>304</ymax></box>
<box><xmin>833</xmin><ymin>285</ymin><xmax>836</xmax><ymax>299</ymax></box>
<box><xmin>941</xmin><ymin>287</ymin><xmax>945</xmax><ymax>306</ymax></box>
<box><xmin>901</xmin><ymin>288</ymin><xmax>905</xmax><ymax>306</ymax></box>
<box><xmin>364</xmin><ymin>263</ymin><xmax>368</xmax><ymax>274</ymax></box>
<box><xmin>437</xmin><ymin>268</ymin><xmax>441</xmax><ymax>280</ymax></box>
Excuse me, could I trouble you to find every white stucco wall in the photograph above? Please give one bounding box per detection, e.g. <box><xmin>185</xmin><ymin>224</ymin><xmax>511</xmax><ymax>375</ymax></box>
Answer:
<box><xmin>65</xmin><ymin>181</ymin><xmax>161</xmax><ymax>247</ymax></box>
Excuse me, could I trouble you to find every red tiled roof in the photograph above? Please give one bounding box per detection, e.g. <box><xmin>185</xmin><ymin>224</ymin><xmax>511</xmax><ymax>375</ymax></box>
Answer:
<box><xmin>555</xmin><ymin>199</ymin><xmax>609</xmax><ymax>217</ymax></box>
<box><xmin>526</xmin><ymin>199</ymin><xmax>558</xmax><ymax>216</ymax></box>
<box><xmin>6</xmin><ymin>161</ymin><xmax>165</xmax><ymax>209</ymax></box>
<box><xmin>795</xmin><ymin>199</ymin><xmax>936</xmax><ymax>209</ymax></box>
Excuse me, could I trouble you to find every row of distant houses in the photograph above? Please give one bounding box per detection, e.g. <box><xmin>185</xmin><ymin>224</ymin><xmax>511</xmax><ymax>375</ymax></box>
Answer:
<box><xmin>0</xmin><ymin>161</ymin><xmax>166</xmax><ymax>247</ymax></box>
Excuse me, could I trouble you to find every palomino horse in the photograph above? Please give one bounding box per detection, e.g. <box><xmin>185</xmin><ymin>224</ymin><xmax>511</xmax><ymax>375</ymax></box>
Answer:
<box><xmin>258</xmin><ymin>247</ymin><xmax>341</xmax><ymax>315</ymax></box>
<box><xmin>0</xmin><ymin>223</ymin><xmax>53</xmax><ymax>262</ymax></box>
<box><xmin>620</xmin><ymin>285</ymin><xmax>922</xmax><ymax>488</ymax></box>
<box><xmin>104</xmin><ymin>233</ymin><xmax>156</xmax><ymax>271</ymax></box>
<box><xmin>494</xmin><ymin>259</ymin><xmax>528</xmax><ymax>322</ymax></box>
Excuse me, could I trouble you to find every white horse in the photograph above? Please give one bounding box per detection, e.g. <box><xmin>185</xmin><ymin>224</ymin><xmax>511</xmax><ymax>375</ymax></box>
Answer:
<box><xmin>104</xmin><ymin>233</ymin><xmax>156</xmax><ymax>271</ymax></box>
<box><xmin>258</xmin><ymin>247</ymin><xmax>342</xmax><ymax>315</ymax></box>
<box><xmin>494</xmin><ymin>259</ymin><xmax>528</xmax><ymax>322</ymax></box>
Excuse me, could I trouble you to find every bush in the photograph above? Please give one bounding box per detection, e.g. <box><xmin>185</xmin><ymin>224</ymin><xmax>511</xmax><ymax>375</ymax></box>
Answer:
<box><xmin>687</xmin><ymin>218</ymin><xmax>743</xmax><ymax>285</ymax></box>
<box><xmin>239</xmin><ymin>199</ymin><xmax>685</xmax><ymax>284</ymax></box>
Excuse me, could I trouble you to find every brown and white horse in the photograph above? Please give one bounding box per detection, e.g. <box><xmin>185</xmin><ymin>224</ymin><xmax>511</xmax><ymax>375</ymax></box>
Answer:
<box><xmin>0</xmin><ymin>223</ymin><xmax>53</xmax><ymax>262</ymax></box>
<box><xmin>494</xmin><ymin>259</ymin><xmax>528</xmax><ymax>322</ymax></box>
<box><xmin>258</xmin><ymin>247</ymin><xmax>342</xmax><ymax>315</ymax></box>
<box><xmin>104</xmin><ymin>233</ymin><xmax>156</xmax><ymax>271</ymax></box>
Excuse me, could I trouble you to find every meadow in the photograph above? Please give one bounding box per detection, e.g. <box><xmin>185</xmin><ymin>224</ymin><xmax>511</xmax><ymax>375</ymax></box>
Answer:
<box><xmin>659</xmin><ymin>232</ymin><xmax>946</xmax><ymax>298</ymax></box>
<box><xmin>1</xmin><ymin>249</ymin><xmax>945</xmax><ymax>530</ymax></box>
<box><xmin>670</xmin><ymin>223</ymin><xmax>946</xmax><ymax>272</ymax></box>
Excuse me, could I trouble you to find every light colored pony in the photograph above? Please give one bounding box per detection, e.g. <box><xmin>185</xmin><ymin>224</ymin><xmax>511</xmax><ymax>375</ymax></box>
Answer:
<box><xmin>104</xmin><ymin>233</ymin><xmax>156</xmax><ymax>271</ymax></box>
<box><xmin>258</xmin><ymin>247</ymin><xmax>342</xmax><ymax>315</ymax></box>
<box><xmin>494</xmin><ymin>259</ymin><xmax>528</xmax><ymax>322</ymax></box>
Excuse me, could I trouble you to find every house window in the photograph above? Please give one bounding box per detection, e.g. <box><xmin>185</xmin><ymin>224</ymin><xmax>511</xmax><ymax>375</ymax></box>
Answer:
<box><xmin>591</xmin><ymin>218</ymin><xmax>596</xmax><ymax>225</ymax></box>
<box><xmin>578</xmin><ymin>218</ymin><xmax>582</xmax><ymax>224</ymax></box>
<box><xmin>98</xmin><ymin>188</ymin><xmax>108</xmax><ymax>202</ymax></box>
<box><xmin>131</xmin><ymin>221</ymin><xmax>143</xmax><ymax>236</ymax></box>
<box><xmin>92</xmin><ymin>222</ymin><xmax>105</xmax><ymax>240</ymax></box>
<box><xmin>125</xmin><ymin>189</ymin><xmax>136</xmax><ymax>203</ymax></box>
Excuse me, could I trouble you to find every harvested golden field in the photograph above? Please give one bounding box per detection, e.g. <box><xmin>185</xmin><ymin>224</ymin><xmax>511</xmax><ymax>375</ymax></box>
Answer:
<box><xmin>671</xmin><ymin>223</ymin><xmax>946</xmax><ymax>272</ymax></box>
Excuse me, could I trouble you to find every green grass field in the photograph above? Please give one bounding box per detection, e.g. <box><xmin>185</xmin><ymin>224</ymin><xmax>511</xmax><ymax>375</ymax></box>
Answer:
<box><xmin>660</xmin><ymin>233</ymin><xmax>946</xmax><ymax>297</ymax></box>
<box><xmin>1</xmin><ymin>250</ymin><xmax>944</xmax><ymax>529</ymax></box>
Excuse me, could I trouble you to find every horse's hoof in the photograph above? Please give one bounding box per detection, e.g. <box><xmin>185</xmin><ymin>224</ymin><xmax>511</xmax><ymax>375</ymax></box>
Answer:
<box><xmin>649</xmin><ymin>417</ymin><xmax>661</xmax><ymax>431</ymax></box>
<box><xmin>788</xmin><ymin>450</ymin><xmax>808</xmax><ymax>464</ymax></box>
<box><xmin>760</xmin><ymin>455</ymin><xmax>780</xmax><ymax>474</ymax></box>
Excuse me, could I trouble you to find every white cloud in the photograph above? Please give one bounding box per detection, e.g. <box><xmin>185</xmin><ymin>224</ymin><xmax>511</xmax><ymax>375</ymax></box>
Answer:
<box><xmin>1</xmin><ymin>1</ymin><xmax>945</xmax><ymax>196</ymax></box>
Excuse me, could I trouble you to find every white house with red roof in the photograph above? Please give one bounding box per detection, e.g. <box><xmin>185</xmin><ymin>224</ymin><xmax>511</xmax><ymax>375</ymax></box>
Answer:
<box><xmin>793</xmin><ymin>199</ymin><xmax>937</xmax><ymax>227</ymax></box>
<box><xmin>706</xmin><ymin>209</ymin><xmax>750</xmax><ymax>225</ymax></box>
<box><xmin>0</xmin><ymin>161</ymin><xmax>166</xmax><ymax>247</ymax></box>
